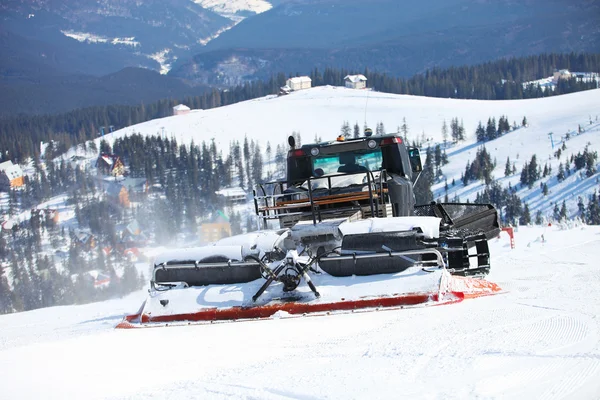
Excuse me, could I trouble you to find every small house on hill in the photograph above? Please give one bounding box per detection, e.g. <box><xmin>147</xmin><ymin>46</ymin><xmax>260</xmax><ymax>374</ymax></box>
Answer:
<box><xmin>106</xmin><ymin>183</ymin><xmax>130</xmax><ymax>207</ymax></box>
<box><xmin>0</xmin><ymin>160</ymin><xmax>25</xmax><ymax>191</ymax></box>
<box><xmin>74</xmin><ymin>230</ymin><xmax>96</xmax><ymax>252</ymax></box>
<box><xmin>553</xmin><ymin>69</ymin><xmax>571</xmax><ymax>82</ymax></box>
<box><xmin>286</xmin><ymin>76</ymin><xmax>312</xmax><ymax>91</ymax></box>
<box><xmin>344</xmin><ymin>74</ymin><xmax>368</xmax><ymax>89</ymax></box>
<box><xmin>173</xmin><ymin>104</ymin><xmax>191</xmax><ymax>116</ymax></box>
<box><xmin>118</xmin><ymin>177</ymin><xmax>148</xmax><ymax>201</ymax></box>
<box><xmin>96</xmin><ymin>154</ymin><xmax>125</xmax><ymax>177</ymax></box>
<box><xmin>199</xmin><ymin>211</ymin><xmax>232</xmax><ymax>244</ymax></box>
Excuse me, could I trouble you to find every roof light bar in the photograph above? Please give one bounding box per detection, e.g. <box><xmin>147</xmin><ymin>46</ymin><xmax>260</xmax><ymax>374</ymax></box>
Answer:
<box><xmin>380</xmin><ymin>137</ymin><xmax>402</xmax><ymax>146</ymax></box>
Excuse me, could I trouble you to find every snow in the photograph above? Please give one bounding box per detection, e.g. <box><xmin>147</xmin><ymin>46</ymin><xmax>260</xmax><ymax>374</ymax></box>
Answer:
<box><xmin>195</xmin><ymin>0</ymin><xmax>273</xmax><ymax>18</ymax></box>
<box><xmin>338</xmin><ymin>216</ymin><xmax>441</xmax><ymax>239</ymax></box>
<box><xmin>103</xmin><ymin>86</ymin><xmax>600</xmax><ymax>157</ymax></box>
<box><xmin>61</xmin><ymin>30</ymin><xmax>140</xmax><ymax>47</ymax></box>
<box><xmin>1</xmin><ymin>224</ymin><xmax>600</xmax><ymax>399</ymax></box>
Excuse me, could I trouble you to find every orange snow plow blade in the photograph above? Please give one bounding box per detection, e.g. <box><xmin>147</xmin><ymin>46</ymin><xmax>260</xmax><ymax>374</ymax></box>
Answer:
<box><xmin>445</xmin><ymin>275</ymin><xmax>503</xmax><ymax>299</ymax></box>
<box><xmin>116</xmin><ymin>272</ymin><xmax>501</xmax><ymax>329</ymax></box>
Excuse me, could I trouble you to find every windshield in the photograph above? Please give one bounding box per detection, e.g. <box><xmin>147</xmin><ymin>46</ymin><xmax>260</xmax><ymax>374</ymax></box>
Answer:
<box><xmin>312</xmin><ymin>148</ymin><xmax>383</xmax><ymax>176</ymax></box>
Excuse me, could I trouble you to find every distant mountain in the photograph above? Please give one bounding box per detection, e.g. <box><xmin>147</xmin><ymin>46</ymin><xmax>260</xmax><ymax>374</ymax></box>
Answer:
<box><xmin>170</xmin><ymin>0</ymin><xmax>600</xmax><ymax>84</ymax></box>
<box><xmin>0</xmin><ymin>0</ymin><xmax>234</xmax><ymax>78</ymax></box>
<box><xmin>0</xmin><ymin>0</ymin><xmax>237</xmax><ymax>115</ymax></box>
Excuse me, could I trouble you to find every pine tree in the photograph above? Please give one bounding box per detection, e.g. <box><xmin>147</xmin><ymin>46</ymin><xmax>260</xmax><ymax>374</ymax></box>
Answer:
<box><xmin>476</xmin><ymin>121</ymin><xmax>486</xmax><ymax>142</ymax></box>
<box><xmin>341</xmin><ymin>121</ymin><xmax>351</xmax><ymax>138</ymax></box>
<box><xmin>486</xmin><ymin>117</ymin><xmax>496</xmax><ymax>140</ymax></box>
<box><xmin>557</xmin><ymin>162</ymin><xmax>565</xmax><ymax>182</ymax></box>
<box><xmin>520</xmin><ymin>203</ymin><xmax>531</xmax><ymax>225</ymax></box>
<box><xmin>401</xmin><ymin>118</ymin><xmax>409</xmax><ymax>140</ymax></box>
<box><xmin>353</xmin><ymin>123</ymin><xmax>360</xmax><ymax>139</ymax></box>
<box><xmin>553</xmin><ymin>203</ymin><xmax>561</xmax><ymax>221</ymax></box>
<box><xmin>587</xmin><ymin>192</ymin><xmax>600</xmax><ymax>224</ymax></box>
<box><xmin>504</xmin><ymin>157</ymin><xmax>511</xmax><ymax>177</ymax></box>
<box><xmin>441</xmin><ymin>119</ymin><xmax>448</xmax><ymax>146</ymax></box>
<box><xmin>559</xmin><ymin>200</ymin><xmax>568</xmax><ymax>221</ymax></box>
<box><xmin>0</xmin><ymin>266</ymin><xmax>13</xmax><ymax>314</ymax></box>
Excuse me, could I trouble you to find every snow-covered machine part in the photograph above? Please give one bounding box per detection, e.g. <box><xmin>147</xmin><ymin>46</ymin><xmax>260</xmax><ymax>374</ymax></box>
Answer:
<box><xmin>151</xmin><ymin>230</ymin><xmax>290</xmax><ymax>288</ymax></box>
<box><xmin>117</xmin><ymin>265</ymin><xmax>502</xmax><ymax>328</ymax></box>
<box><xmin>338</xmin><ymin>216</ymin><xmax>441</xmax><ymax>239</ymax></box>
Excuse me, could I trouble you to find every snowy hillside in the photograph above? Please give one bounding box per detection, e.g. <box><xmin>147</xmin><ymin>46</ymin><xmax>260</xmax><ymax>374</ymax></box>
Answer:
<box><xmin>1</xmin><ymin>224</ymin><xmax>599</xmax><ymax>399</ymax></box>
<box><xmin>99</xmin><ymin>86</ymin><xmax>600</xmax><ymax>219</ymax></box>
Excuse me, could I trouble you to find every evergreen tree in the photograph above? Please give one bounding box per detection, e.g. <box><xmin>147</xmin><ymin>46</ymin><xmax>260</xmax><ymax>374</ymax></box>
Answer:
<box><xmin>441</xmin><ymin>119</ymin><xmax>448</xmax><ymax>146</ymax></box>
<box><xmin>486</xmin><ymin>117</ymin><xmax>497</xmax><ymax>140</ymax></box>
<box><xmin>0</xmin><ymin>265</ymin><xmax>13</xmax><ymax>314</ymax></box>
<box><xmin>559</xmin><ymin>200</ymin><xmax>568</xmax><ymax>221</ymax></box>
<box><xmin>504</xmin><ymin>157</ymin><xmax>511</xmax><ymax>177</ymax></box>
<box><xmin>476</xmin><ymin>121</ymin><xmax>486</xmax><ymax>142</ymax></box>
<box><xmin>587</xmin><ymin>192</ymin><xmax>600</xmax><ymax>224</ymax></box>
<box><xmin>557</xmin><ymin>162</ymin><xmax>565</xmax><ymax>182</ymax></box>
<box><xmin>341</xmin><ymin>121</ymin><xmax>351</xmax><ymax>138</ymax></box>
<box><xmin>401</xmin><ymin>118</ymin><xmax>409</xmax><ymax>141</ymax></box>
<box><xmin>353</xmin><ymin>123</ymin><xmax>360</xmax><ymax>139</ymax></box>
<box><xmin>520</xmin><ymin>203</ymin><xmax>531</xmax><ymax>225</ymax></box>
<box><xmin>535</xmin><ymin>210</ymin><xmax>543</xmax><ymax>225</ymax></box>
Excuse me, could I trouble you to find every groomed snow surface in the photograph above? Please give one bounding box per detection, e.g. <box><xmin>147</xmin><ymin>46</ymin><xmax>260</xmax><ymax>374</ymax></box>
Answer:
<box><xmin>1</xmin><ymin>224</ymin><xmax>600</xmax><ymax>399</ymax></box>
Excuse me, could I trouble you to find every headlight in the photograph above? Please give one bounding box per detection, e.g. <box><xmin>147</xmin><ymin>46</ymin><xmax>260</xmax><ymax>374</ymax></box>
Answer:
<box><xmin>367</xmin><ymin>140</ymin><xmax>377</xmax><ymax>149</ymax></box>
<box><xmin>310</xmin><ymin>147</ymin><xmax>320</xmax><ymax>156</ymax></box>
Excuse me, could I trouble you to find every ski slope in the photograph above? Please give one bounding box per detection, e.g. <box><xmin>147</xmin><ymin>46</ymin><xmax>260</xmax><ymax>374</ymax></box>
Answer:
<box><xmin>1</xmin><ymin>224</ymin><xmax>600</xmax><ymax>400</ymax></box>
<box><xmin>104</xmin><ymin>86</ymin><xmax>600</xmax><ymax>155</ymax></box>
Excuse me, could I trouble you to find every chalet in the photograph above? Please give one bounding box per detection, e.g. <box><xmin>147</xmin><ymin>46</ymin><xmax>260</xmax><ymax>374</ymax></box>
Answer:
<box><xmin>173</xmin><ymin>104</ymin><xmax>191</xmax><ymax>116</ymax></box>
<box><xmin>118</xmin><ymin>177</ymin><xmax>148</xmax><ymax>201</ymax></box>
<box><xmin>0</xmin><ymin>160</ymin><xmax>25</xmax><ymax>191</ymax></box>
<box><xmin>96</xmin><ymin>154</ymin><xmax>125</xmax><ymax>177</ymax></box>
<box><xmin>106</xmin><ymin>183</ymin><xmax>130</xmax><ymax>207</ymax></box>
<box><xmin>199</xmin><ymin>211</ymin><xmax>232</xmax><ymax>244</ymax></box>
<box><xmin>344</xmin><ymin>74</ymin><xmax>368</xmax><ymax>89</ymax></box>
<box><xmin>74</xmin><ymin>230</ymin><xmax>96</xmax><ymax>252</ymax></box>
<box><xmin>286</xmin><ymin>76</ymin><xmax>312</xmax><ymax>91</ymax></box>
<box><xmin>553</xmin><ymin>69</ymin><xmax>572</xmax><ymax>82</ymax></box>
<box><xmin>118</xmin><ymin>219</ymin><xmax>147</xmax><ymax>247</ymax></box>
<box><xmin>215</xmin><ymin>187</ymin><xmax>247</xmax><ymax>205</ymax></box>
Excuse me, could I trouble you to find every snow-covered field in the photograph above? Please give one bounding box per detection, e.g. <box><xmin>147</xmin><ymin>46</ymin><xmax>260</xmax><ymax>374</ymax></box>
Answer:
<box><xmin>1</xmin><ymin>224</ymin><xmax>599</xmax><ymax>400</ymax></box>
<box><xmin>106</xmin><ymin>87</ymin><xmax>600</xmax><ymax>155</ymax></box>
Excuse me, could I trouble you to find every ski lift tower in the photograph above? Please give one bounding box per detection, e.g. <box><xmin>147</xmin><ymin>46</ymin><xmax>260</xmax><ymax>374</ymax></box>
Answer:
<box><xmin>548</xmin><ymin>132</ymin><xmax>554</xmax><ymax>149</ymax></box>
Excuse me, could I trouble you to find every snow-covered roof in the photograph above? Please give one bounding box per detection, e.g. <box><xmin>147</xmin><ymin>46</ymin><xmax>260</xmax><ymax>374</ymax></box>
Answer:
<box><xmin>287</xmin><ymin>76</ymin><xmax>312</xmax><ymax>84</ymax></box>
<box><xmin>106</xmin><ymin>183</ymin><xmax>125</xmax><ymax>197</ymax></box>
<box><xmin>125</xmin><ymin>220</ymin><xmax>141</xmax><ymax>236</ymax></box>
<box><xmin>0</xmin><ymin>160</ymin><xmax>24</xmax><ymax>180</ymax></box>
<box><xmin>216</xmin><ymin>187</ymin><xmax>246</xmax><ymax>198</ymax></box>
<box><xmin>100</xmin><ymin>156</ymin><xmax>114</xmax><ymax>166</ymax></box>
<box><xmin>173</xmin><ymin>104</ymin><xmax>191</xmax><ymax>111</ymax></box>
<box><xmin>118</xmin><ymin>177</ymin><xmax>147</xmax><ymax>192</ymax></box>
<box><xmin>344</xmin><ymin>74</ymin><xmax>367</xmax><ymax>83</ymax></box>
